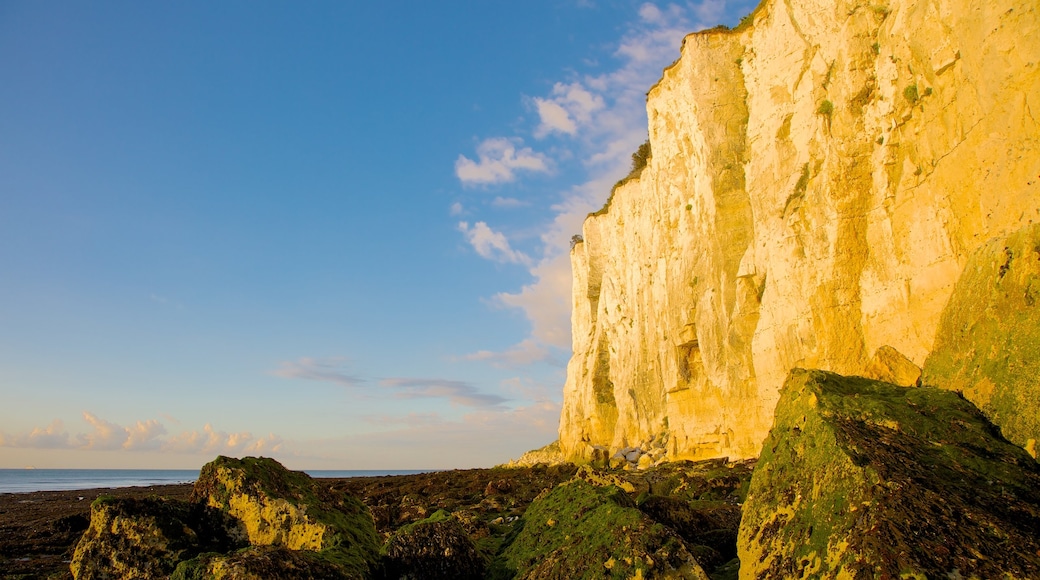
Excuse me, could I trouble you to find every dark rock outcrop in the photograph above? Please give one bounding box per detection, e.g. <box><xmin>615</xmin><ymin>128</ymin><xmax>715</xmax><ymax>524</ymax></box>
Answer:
<box><xmin>70</xmin><ymin>456</ymin><xmax>380</xmax><ymax>580</ymax></box>
<box><xmin>381</xmin><ymin>510</ymin><xmax>484</xmax><ymax>580</ymax></box>
<box><xmin>738</xmin><ymin>369</ymin><xmax>1040</xmax><ymax>579</ymax></box>
<box><xmin>70</xmin><ymin>496</ymin><xmax>244</xmax><ymax>580</ymax></box>
<box><xmin>190</xmin><ymin>456</ymin><xmax>381</xmax><ymax>578</ymax></box>
<box><xmin>173</xmin><ymin>546</ymin><xmax>355</xmax><ymax>580</ymax></box>
<box><xmin>496</xmin><ymin>478</ymin><xmax>709</xmax><ymax>579</ymax></box>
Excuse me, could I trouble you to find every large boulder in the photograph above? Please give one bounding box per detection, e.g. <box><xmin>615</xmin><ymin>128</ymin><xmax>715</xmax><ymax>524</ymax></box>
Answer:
<box><xmin>496</xmin><ymin>478</ymin><xmax>709</xmax><ymax>579</ymax></box>
<box><xmin>70</xmin><ymin>496</ymin><xmax>244</xmax><ymax>580</ymax></box>
<box><xmin>172</xmin><ymin>546</ymin><xmax>353</xmax><ymax>580</ymax></box>
<box><xmin>381</xmin><ymin>510</ymin><xmax>485</xmax><ymax>580</ymax></box>
<box><xmin>738</xmin><ymin>369</ymin><xmax>1040</xmax><ymax>579</ymax></box>
<box><xmin>923</xmin><ymin>222</ymin><xmax>1040</xmax><ymax>452</ymax></box>
<box><xmin>190</xmin><ymin>456</ymin><xmax>381</xmax><ymax>578</ymax></box>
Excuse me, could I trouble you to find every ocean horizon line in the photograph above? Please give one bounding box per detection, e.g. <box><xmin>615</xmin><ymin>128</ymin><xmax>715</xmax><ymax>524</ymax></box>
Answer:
<box><xmin>0</xmin><ymin>467</ymin><xmax>444</xmax><ymax>494</ymax></box>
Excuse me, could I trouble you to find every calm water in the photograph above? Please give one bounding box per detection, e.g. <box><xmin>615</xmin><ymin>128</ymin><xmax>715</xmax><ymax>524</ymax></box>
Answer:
<box><xmin>0</xmin><ymin>468</ymin><xmax>435</xmax><ymax>494</ymax></box>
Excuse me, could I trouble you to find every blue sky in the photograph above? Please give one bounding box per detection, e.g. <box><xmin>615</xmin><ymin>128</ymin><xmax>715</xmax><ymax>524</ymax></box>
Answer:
<box><xmin>0</xmin><ymin>1</ymin><xmax>756</xmax><ymax>469</ymax></box>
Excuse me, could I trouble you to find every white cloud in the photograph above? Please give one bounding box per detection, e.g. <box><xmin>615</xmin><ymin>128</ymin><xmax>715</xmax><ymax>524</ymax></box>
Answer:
<box><xmin>270</xmin><ymin>357</ymin><xmax>365</xmax><ymax>388</ymax></box>
<box><xmin>533</xmin><ymin>82</ymin><xmax>606</xmax><ymax>138</ymax></box>
<box><xmin>0</xmin><ymin>419</ymin><xmax>72</xmax><ymax>449</ymax></box>
<box><xmin>492</xmin><ymin>196</ymin><xmax>527</xmax><ymax>209</ymax></box>
<box><xmin>533</xmin><ymin>99</ymin><xmax>576</xmax><ymax>136</ymax></box>
<box><xmin>79</xmin><ymin>412</ymin><xmax>130</xmax><ymax>450</ymax></box>
<box><xmin>0</xmin><ymin>414</ymin><xmax>274</xmax><ymax>457</ymax></box>
<box><xmin>459</xmin><ymin>338</ymin><xmax>561</xmax><ymax>368</ymax></box>
<box><xmin>458</xmin><ymin>221</ymin><xmax>532</xmax><ymax>266</ymax></box>
<box><xmin>455</xmin><ymin>137</ymin><xmax>550</xmax><ymax>185</ymax></box>
<box><xmin>450</xmin><ymin>202</ymin><xmax>464</xmax><ymax>216</ymax></box>
<box><xmin>378</xmin><ymin>377</ymin><xmax>509</xmax><ymax>408</ymax></box>
<box><xmin>161</xmin><ymin>424</ymin><xmax>284</xmax><ymax>456</ymax></box>
<box><xmin>126</xmin><ymin>419</ymin><xmax>167</xmax><ymax>451</ymax></box>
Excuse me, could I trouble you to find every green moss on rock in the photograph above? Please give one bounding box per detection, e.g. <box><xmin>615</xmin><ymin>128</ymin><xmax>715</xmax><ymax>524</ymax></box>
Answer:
<box><xmin>738</xmin><ymin>369</ymin><xmax>1040</xmax><ymax>579</ymax></box>
<box><xmin>381</xmin><ymin>510</ymin><xmax>485</xmax><ymax>580</ymax></box>
<box><xmin>495</xmin><ymin>478</ymin><xmax>708</xmax><ymax>579</ymax></box>
<box><xmin>70</xmin><ymin>497</ymin><xmax>245</xmax><ymax>580</ymax></box>
<box><xmin>923</xmin><ymin>223</ymin><xmax>1040</xmax><ymax>449</ymax></box>
<box><xmin>172</xmin><ymin>546</ymin><xmax>356</xmax><ymax>580</ymax></box>
<box><xmin>190</xmin><ymin>456</ymin><xmax>380</xmax><ymax>578</ymax></box>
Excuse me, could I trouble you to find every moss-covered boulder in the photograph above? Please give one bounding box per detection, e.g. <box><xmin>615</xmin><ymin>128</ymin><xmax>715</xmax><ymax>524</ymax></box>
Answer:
<box><xmin>738</xmin><ymin>369</ymin><xmax>1040</xmax><ymax>579</ymax></box>
<box><xmin>923</xmin><ymin>223</ymin><xmax>1040</xmax><ymax>451</ymax></box>
<box><xmin>70</xmin><ymin>496</ymin><xmax>245</xmax><ymax>580</ymax></box>
<box><xmin>190</xmin><ymin>456</ymin><xmax>380</xmax><ymax>578</ymax></box>
<box><xmin>496</xmin><ymin>478</ymin><xmax>709</xmax><ymax>579</ymax></box>
<box><xmin>381</xmin><ymin>509</ymin><xmax>485</xmax><ymax>580</ymax></box>
<box><xmin>172</xmin><ymin>546</ymin><xmax>355</xmax><ymax>580</ymax></box>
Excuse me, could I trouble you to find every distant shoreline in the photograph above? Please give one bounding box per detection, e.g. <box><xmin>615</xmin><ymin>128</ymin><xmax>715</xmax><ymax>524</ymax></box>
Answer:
<box><xmin>0</xmin><ymin>468</ymin><xmax>439</xmax><ymax>495</ymax></box>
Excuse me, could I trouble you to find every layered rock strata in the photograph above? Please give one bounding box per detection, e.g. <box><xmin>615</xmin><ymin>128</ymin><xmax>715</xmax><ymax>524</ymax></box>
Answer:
<box><xmin>559</xmin><ymin>0</ymin><xmax>1040</xmax><ymax>462</ymax></box>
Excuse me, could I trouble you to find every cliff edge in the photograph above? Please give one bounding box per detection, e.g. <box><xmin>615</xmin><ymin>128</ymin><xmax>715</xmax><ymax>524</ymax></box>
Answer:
<box><xmin>558</xmin><ymin>0</ymin><xmax>1040</xmax><ymax>463</ymax></box>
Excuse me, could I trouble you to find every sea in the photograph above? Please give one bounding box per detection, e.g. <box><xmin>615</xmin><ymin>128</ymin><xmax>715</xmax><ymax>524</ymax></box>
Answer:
<box><xmin>0</xmin><ymin>469</ymin><xmax>435</xmax><ymax>494</ymax></box>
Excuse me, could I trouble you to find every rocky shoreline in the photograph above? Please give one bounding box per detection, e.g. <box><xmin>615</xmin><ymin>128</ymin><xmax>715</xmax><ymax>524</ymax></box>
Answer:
<box><xmin>0</xmin><ymin>483</ymin><xmax>194</xmax><ymax>579</ymax></box>
<box><xmin>3</xmin><ymin>373</ymin><xmax>1039</xmax><ymax>579</ymax></box>
<box><xmin>0</xmin><ymin>459</ymin><xmax>753</xmax><ymax>579</ymax></box>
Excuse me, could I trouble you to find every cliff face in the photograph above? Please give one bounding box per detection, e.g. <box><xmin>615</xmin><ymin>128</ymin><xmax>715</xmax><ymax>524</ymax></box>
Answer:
<box><xmin>559</xmin><ymin>0</ymin><xmax>1040</xmax><ymax>462</ymax></box>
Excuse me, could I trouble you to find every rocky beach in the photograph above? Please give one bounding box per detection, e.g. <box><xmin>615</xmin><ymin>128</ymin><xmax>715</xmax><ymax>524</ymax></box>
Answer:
<box><xmin>3</xmin><ymin>0</ymin><xmax>1039</xmax><ymax>576</ymax></box>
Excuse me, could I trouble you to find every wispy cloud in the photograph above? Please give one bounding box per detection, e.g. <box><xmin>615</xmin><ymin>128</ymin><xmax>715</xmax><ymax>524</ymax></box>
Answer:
<box><xmin>492</xmin><ymin>196</ymin><xmax>527</xmax><ymax>209</ymax></box>
<box><xmin>455</xmin><ymin>137</ymin><xmax>551</xmax><ymax>185</ymax></box>
<box><xmin>457</xmin><ymin>221</ymin><xmax>532</xmax><ymax>266</ymax></box>
<box><xmin>379</xmin><ymin>378</ymin><xmax>509</xmax><ymax>409</ymax></box>
<box><xmin>270</xmin><ymin>357</ymin><xmax>365</xmax><ymax>388</ymax></box>
<box><xmin>299</xmin><ymin>398</ymin><xmax>562</xmax><ymax>468</ymax></box>
<box><xmin>459</xmin><ymin>338</ymin><xmax>561</xmax><ymax>368</ymax></box>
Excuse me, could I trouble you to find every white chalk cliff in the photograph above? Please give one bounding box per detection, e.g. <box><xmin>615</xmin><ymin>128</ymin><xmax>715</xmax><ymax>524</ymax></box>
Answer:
<box><xmin>555</xmin><ymin>0</ymin><xmax>1040</xmax><ymax>463</ymax></box>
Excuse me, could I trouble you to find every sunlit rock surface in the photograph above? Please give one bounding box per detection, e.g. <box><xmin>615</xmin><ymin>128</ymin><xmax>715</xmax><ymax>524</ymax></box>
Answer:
<box><xmin>737</xmin><ymin>369</ymin><xmax>1040</xmax><ymax>579</ymax></box>
<box><xmin>923</xmin><ymin>222</ymin><xmax>1040</xmax><ymax>451</ymax></box>
<box><xmin>558</xmin><ymin>0</ymin><xmax>1040</xmax><ymax>462</ymax></box>
<box><xmin>190</xmin><ymin>456</ymin><xmax>381</xmax><ymax>578</ymax></box>
<box><xmin>70</xmin><ymin>496</ymin><xmax>244</xmax><ymax>580</ymax></box>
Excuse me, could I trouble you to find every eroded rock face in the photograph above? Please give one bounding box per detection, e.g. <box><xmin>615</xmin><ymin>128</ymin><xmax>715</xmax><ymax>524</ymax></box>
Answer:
<box><xmin>497</xmin><ymin>478</ymin><xmax>710</xmax><ymax>580</ymax></box>
<box><xmin>923</xmin><ymin>222</ymin><xmax>1040</xmax><ymax>450</ymax></box>
<box><xmin>559</xmin><ymin>0</ymin><xmax>1040</xmax><ymax>462</ymax></box>
<box><xmin>190</xmin><ymin>456</ymin><xmax>381</xmax><ymax>578</ymax></box>
<box><xmin>70</xmin><ymin>496</ymin><xmax>244</xmax><ymax>580</ymax></box>
<box><xmin>737</xmin><ymin>369</ymin><xmax>1040</xmax><ymax>579</ymax></box>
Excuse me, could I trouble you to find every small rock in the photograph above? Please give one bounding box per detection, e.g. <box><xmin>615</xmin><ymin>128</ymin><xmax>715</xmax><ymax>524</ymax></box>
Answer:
<box><xmin>637</xmin><ymin>454</ymin><xmax>655</xmax><ymax>470</ymax></box>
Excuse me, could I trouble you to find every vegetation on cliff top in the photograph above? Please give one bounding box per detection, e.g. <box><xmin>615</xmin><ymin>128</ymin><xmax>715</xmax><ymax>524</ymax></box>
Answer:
<box><xmin>590</xmin><ymin>139</ymin><xmax>651</xmax><ymax>218</ymax></box>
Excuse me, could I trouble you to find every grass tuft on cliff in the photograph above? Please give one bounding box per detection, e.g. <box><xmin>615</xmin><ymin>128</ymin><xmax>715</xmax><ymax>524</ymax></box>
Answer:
<box><xmin>591</xmin><ymin>139</ymin><xmax>651</xmax><ymax>217</ymax></box>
